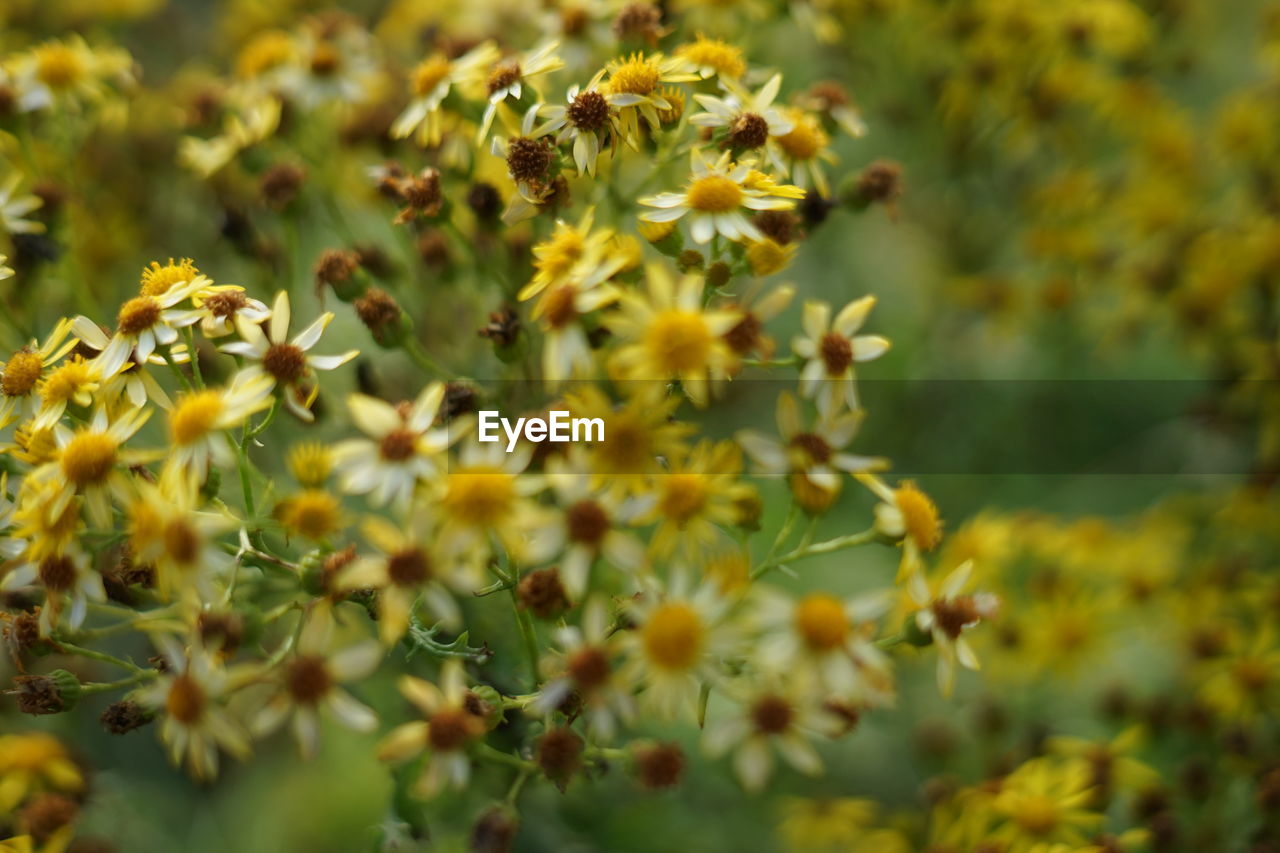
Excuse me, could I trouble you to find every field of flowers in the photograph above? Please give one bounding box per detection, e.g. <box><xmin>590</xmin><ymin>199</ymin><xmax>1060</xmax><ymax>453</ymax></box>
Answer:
<box><xmin>1</xmin><ymin>1</ymin><xmax>1279</xmax><ymax>851</ymax></box>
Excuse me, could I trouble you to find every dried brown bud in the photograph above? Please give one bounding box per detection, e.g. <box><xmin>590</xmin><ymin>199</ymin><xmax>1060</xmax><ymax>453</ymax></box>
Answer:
<box><xmin>537</xmin><ymin>727</ymin><xmax>584</xmax><ymax>790</ymax></box>
<box><xmin>100</xmin><ymin>699</ymin><xmax>153</xmax><ymax>734</ymax></box>
<box><xmin>517</xmin><ymin>567</ymin><xmax>571</xmax><ymax>620</ymax></box>
<box><xmin>260</xmin><ymin>163</ymin><xmax>307</xmax><ymax>209</ymax></box>
<box><xmin>478</xmin><ymin>306</ymin><xmax>521</xmax><ymax>350</ymax></box>
<box><xmin>613</xmin><ymin>3</ymin><xmax>666</xmax><ymax>45</ymax></box>
<box><xmin>354</xmin><ymin>287</ymin><xmax>408</xmax><ymax>347</ymax></box>
<box><xmin>470</xmin><ymin>805</ymin><xmax>519</xmax><ymax>853</ymax></box>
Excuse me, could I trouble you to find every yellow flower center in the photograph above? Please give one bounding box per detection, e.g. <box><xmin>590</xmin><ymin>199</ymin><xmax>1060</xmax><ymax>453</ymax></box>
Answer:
<box><xmin>443</xmin><ymin>465</ymin><xmax>515</xmax><ymax>527</ymax></box>
<box><xmin>140</xmin><ymin>258</ymin><xmax>199</xmax><ymax>297</ymax></box>
<box><xmin>169</xmin><ymin>391</ymin><xmax>224</xmax><ymax>446</ymax></box>
<box><xmin>777</xmin><ymin>118</ymin><xmax>827</xmax><ymax>161</ymax></box>
<box><xmin>60</xmin><ymin>432</ymin><xmax>118</xmax><ymax>488</ymax></box>
<box><xmin>675</xmin><ymin>38</ymin><xmax>745</xmax><ymax>79</ymax></box>
<box><xmin>686</xmin><ymin>175</ymin><xmax>744</xmax><ymax>213</ymax></box>
<box><xmin>644</xmin><ymin>310</ymin><xmax>714</xmax><ymax>373</ymax></box>
<box><xmin>287</xmin><ymin>442</ymin><xmax>333</xmax><ymax>487</ymax></box>
<box><xmin>1013</xmin><ymin>795</ymin><xmax>1060</xmax><ymax>835</ymax></box>
<box><xmin>275</xmin><ymin>490</ymin><xmax>342</xmax><ymax>540</ymax></box>
<box><xmin>34</xmin><ymin>43</ymin><xmax>85</xmax><ymax>89</ymax></box>
<box><xmin>40</xmin><ymin>360</ymin><xmax>95</xmax><ymax>406</ymax></box>
<box><xmin>608</xmin><ymin>56</ymin><xmax>660</xmax><ymax>95</ymax></box>
<box><xmin>534</xmin><ymin>226</ymin><xmax>586</xmax><ymax>281</ymax></box>
<box><xmin>658</xmin><ymin>473</ymin><xmax>708</xmax><ymax>525</ymax></box>
<box><xmin>411</xmin><ymin>56</ymin><xmax>451</xmax><ymax>96</ymax></box>
<box><xmin>642</xmin><ymin>602</ymin><xmax>705</xmax><ymax>670</ymax></box>
<box><xmin>895</xmin><ymin>481</ymin><xmax>942</xmax><ymax>551</ymax></box>
<box><xmin>794</xmin><ymin>592</ymin><xmax>849</xmax><ymax>652</ymax></box>
<box><xmin>117</xmin><ymin>296</ymin><xmax>162</xmax><ymax>336</ymax></box>
<box><xmin>2</xmin><ymin>350</ymin><xmax>43</xmax><ymax>397</ymax></box>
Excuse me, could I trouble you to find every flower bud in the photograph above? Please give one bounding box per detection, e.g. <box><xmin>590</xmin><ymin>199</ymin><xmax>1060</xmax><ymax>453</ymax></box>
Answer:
<box><xmin>11</xmin><ymin>669</ymin><xmax>81</xmax><ymax>715</ymax></box>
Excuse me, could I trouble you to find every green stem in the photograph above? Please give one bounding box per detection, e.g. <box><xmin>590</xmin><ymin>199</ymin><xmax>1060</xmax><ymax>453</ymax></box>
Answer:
<box><xmin>507</xmin><ymin>575</ymin><xmax>541</xmax><ymax>689</ymax></box>
<box><xmin>54</xmin><ymin>640</ymin><xmax>148</xmax><ymax>675</ymax></box>
<box><xmin>475</xmin><ymin>742</ymin><xmax>536</xmax><ymax>772</ymax></box>
<box><xmin>80</xmin><ymin>670</ymin><xmax>156</xmax><ymax>694</ymax></box>
<box><xmin>182</xmin><ymin>327</ymin><xmax>205</xmax><ymax>388</ymax></box>
<box><xmin>751</xmin><ymin>525</ymin><xmax>880</xmax><ymax>580</ymax></box>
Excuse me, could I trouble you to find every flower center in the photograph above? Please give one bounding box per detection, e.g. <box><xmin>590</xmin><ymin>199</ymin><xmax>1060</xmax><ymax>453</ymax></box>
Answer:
<box><xmin>202</xmin><ymin>290</ymin><xmax>247</xmax><ymax>318</ymax></box>
<box><xmin>645</xmin><ymin>310</ymin><xmax>713</xmax><ymax>373</ymax></box>
<box><xmin>642</xmin><ymin>602</ymin><xmax>705</xmax><ymax>670</ymax></box>
<box><xmin>778</xmin><ymin>120</ymin><xmax>826</xmax><ymax>160</ymax></box>
<box><xmin>566</xmin><ymin>499</ymin><xmax>610</xmax><ymax>545</ymax></box>
<box><xmin>165</xmin><ymin>673</ymin><xmax>207</xmax><ymax>725</ymax></box>
<box><xmin>140</xmin><ymin>259</ymin><xmax>198</xmax><ymax>297</ymax></box>
<box><xmin>789</xmin><ymin>432</ymin><xmax>832</xmax><ymax>466</ymax></box>
<box><xmin>541</xmin><ymin>285</ymin><xmax>580</xmax><ymax>329</ymax></box>
<box><xmin>39</xmin><ymin>360</ymin><xmax>94</xmax><ymax>405</ymax></box>
<box><xmin>506</xmin><ymin>136</ymin><xmax>554</xmax><ymax>183</ymax></box>
<box><xmin>444</xmin><ymin>466</ymin><xmax>515</xmax><ymax>527</ymax></box>
<box><xmin>1014</xmin><ymin>795</ymin><xmax>1060</xmax><ymax>835</ymax></box>
<box><xmin>411</xmin><ymin>56</ymin><xmax>451</xmax><ymax>96</ymax></box>
<box><xmin>263</xmin><ymin>343</ymin><xmax>307</xmax><ymax>383</ymax></box>
<box><xmin>677</xmin><ymin>38</ymin><xmax>745</xmax><ymax>79</ymax></box>
<box><xmin>895</xmin><ymin>482</ymin><xmax>942</xmax><ymax>551</ymax></box>
<box><xmin>386</xmin><ymin>547</ymin><xmax>431</xmax><ymax>587</ymax></box>
<box><xmin>686</xmin><ymin>175</ymin><xmax>744</xmax><ymax>212</ymax></box>
<box><xmin>285</xmin><ymin>656</ymin><xmax>332</xmax><ymax>704</ymax></box>
<box><xmin>276</xmin><ymin>490</ymin><xmax>342</xmax><ymax>540</ymax></box>
<box><xmin>487</xmin><ymin>60</ymin><xmax>522</xmax><ymax>95</ymax></box>
<box><xmin>608</xmin><ymin>56</ymin><xmax>660</xmax><ymax>95</ymax></box>
<box><xmin>379</xmin><ymin>428</ymin><xmax>418</xmax><ymax>462</ymax></box>
<box><xmin>751</xmin><ymin>694</ymin><xmax>794</xmax><ymax>735</ymax></box>
<box><xmin>2</xmin><ymin>350</ymin><xmax>42</xmax><ymax>397</ymax></box>
<box><xmin>723</xmin><ymin>312</ymin><xmax>762</xmax><ymax>355</ymax></box>
<box><xmin>567</xmin><ymin>90</ymin><xmax>610</xmax><ymax>131</ymax></box>
<box><xmin>170</xmin><ymin>391</ymin><xmax>224</xmax><ymax>446</ymax></box>
<box><xmin>566</xmin><ymin>646</ymin><xmax>611</xmax><ymax>690</ymax></box>
<box><xmin>428</xmin><ymin>708</ymin><xmax>477</xmax><ymax>751</ymax></box>
<box><xmin>819</xmin><ymin>331</ymin><xmax>853</xmax><ymax>374</ymax></box>
<box><xmin>659</xmin><ymin>473</ymin><xmax>708</xmax><ymax>525</ymax></box>
<box><xmin>61</xmin><ymin>432</ymin><xmax>117</xmax><ymax>487</ymax></box>
<box><xmin>309</xmin><ymin>41</ymin><xmax>342</xmax><ymax>77</ymax></box>
<box><xmin>931</xmin><ymin>596</ymin><xmax>981</xmax><ymax>639</ymax></box>
<box><xmin>163</xmin><ymin>519</ymin><xmax>201</xmax><ymax>566</ymax></box>
<box><xmin>38</xmin><ymin>555</ymin><xmax>76</xmax><ymax>591</ymax></box>
<box><xmin>794</xmin><ymin>592</ymin><xmax>849</xmax><ymax>652</ymax></box>
<box><xmin>728</xmin><ymin>112</ymin><xmax>770</xmax><ymax>149</ymax></box>
<box><xmin>117</xmin><ymin>297</ymin><xmax>162</xmax><ymax>336</ymax></box>
<box><xmin>34</xmin><ymin>44</ymin><xmax>84</xmax><ymax>89</ymax></box>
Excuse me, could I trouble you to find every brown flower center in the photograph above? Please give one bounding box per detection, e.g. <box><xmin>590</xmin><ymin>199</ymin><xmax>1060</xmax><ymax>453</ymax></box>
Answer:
<box><xmin>723</xmin><ymin>312</ymin><xmax>762</xmax><ymax>355</ymax></box>
<box><xmin>38</xmin><ymin>555</ymin><xmax>76</xmax><ymax>591</ymax></box>
<box><xmin>728</xmin><ymin>112</ymin><xmax>770</xmax><ymax>149</ymax></box>
<box><xmin>506</xmin><ymin>136</ymin><xmax>554</xmax><ymax>183</ymax></box>
<box><xmin>750</xmin><ymin>694</ymin><xmax>794</xmax><ymax>735</ymax></box>
<box><xmin>428</xmin><ymin>708</ymin><xmax>477</xmax><ymax>751</ymax></box>
<box><xmin>566</xmin><ymin>499</ymin><xmax>609</xmax><ymax>546</ymax></box>
<box><xmin>379</xmin><ymin>428</ymin><xmax>417</xmax><ymax>462</ymax></box>
<box><xmin>566</xmin><ymin>646</ymin><xmax>611</xmax><ymax>690</ymax></box>
<box><xmin>203</xmin><ymin>290</ymin><xmax>248</xmax><ymax>318</ymax></box>
<box><xmin>487</xmin><ymin>60</ymin><xmax>522</xmax><ymax>95</ymax></box>
<box><xmin>285</xmin><ymin>655</ymin><xmax>333</xmax><ymax>704</ymax></box>
<box><xmin>263</xmin><ymin>342</ymin><xmax>307</xmax><ymax>383</ymax></box>
<box><xmin>165</xmin><ymin>673</ymin><xmax>206</xmax><ymax>725</ymax></box>
<box><xmin>819</xmin><ymin>331</ymin><xmax>853</xmax><ymax>374</ymax></box>
<box><xmin>117</xmin><ymin>297</ymin><xmax>162</xmax><ymax>336</ymax></box>
<box><xmin>567</xmin><ymin>90</ymin><xmax>610</xmax><ymax>131</ymax></box>
<box><xmin>386</xmin><ymin>547</ymin><xmax>431</xmax><ymax>587</ymax></box>
<box><xmin>789</xmin><ymin>432</ymin><xmax>832</xmax><ymax>466</ymax></box>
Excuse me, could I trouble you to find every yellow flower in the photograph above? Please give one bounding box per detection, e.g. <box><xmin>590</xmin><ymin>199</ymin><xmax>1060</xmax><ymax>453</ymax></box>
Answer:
<box><xmin>990</xmin><ymin>757</ymin><xmax>1103</xmax><ymax>853</ymax></box>
<box><xmin>0</xmin><ymin>733</ymin><xmax>83</xmax><ymax>813</ymax></box>
<box><xmin>607</xmin><ymin>263</ymin><xmax>740</xmax><ymax>406</ymax></box>
<box><xmin>640</xmin><ymin>151</ymin><xmax>804</xmax><ymax>244</ymax></box>
<box><xmin>377</xmin><ymin>662</ymin><xmax>485</xmax><ymax>799</ymax></box>
<box><xmin>640</xmin><ymin>439</ymin><xmax>754</xmax><ymax>561</ymax></box>
<box><xmin>674</xmin><ymin>35</ymin><xmax>746</xmax><ymax>80</ymax></box>
<box><xmin>792</xmin><ymin>296</ymin><xmax>890</xmax><ymax>417</ymax></box>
